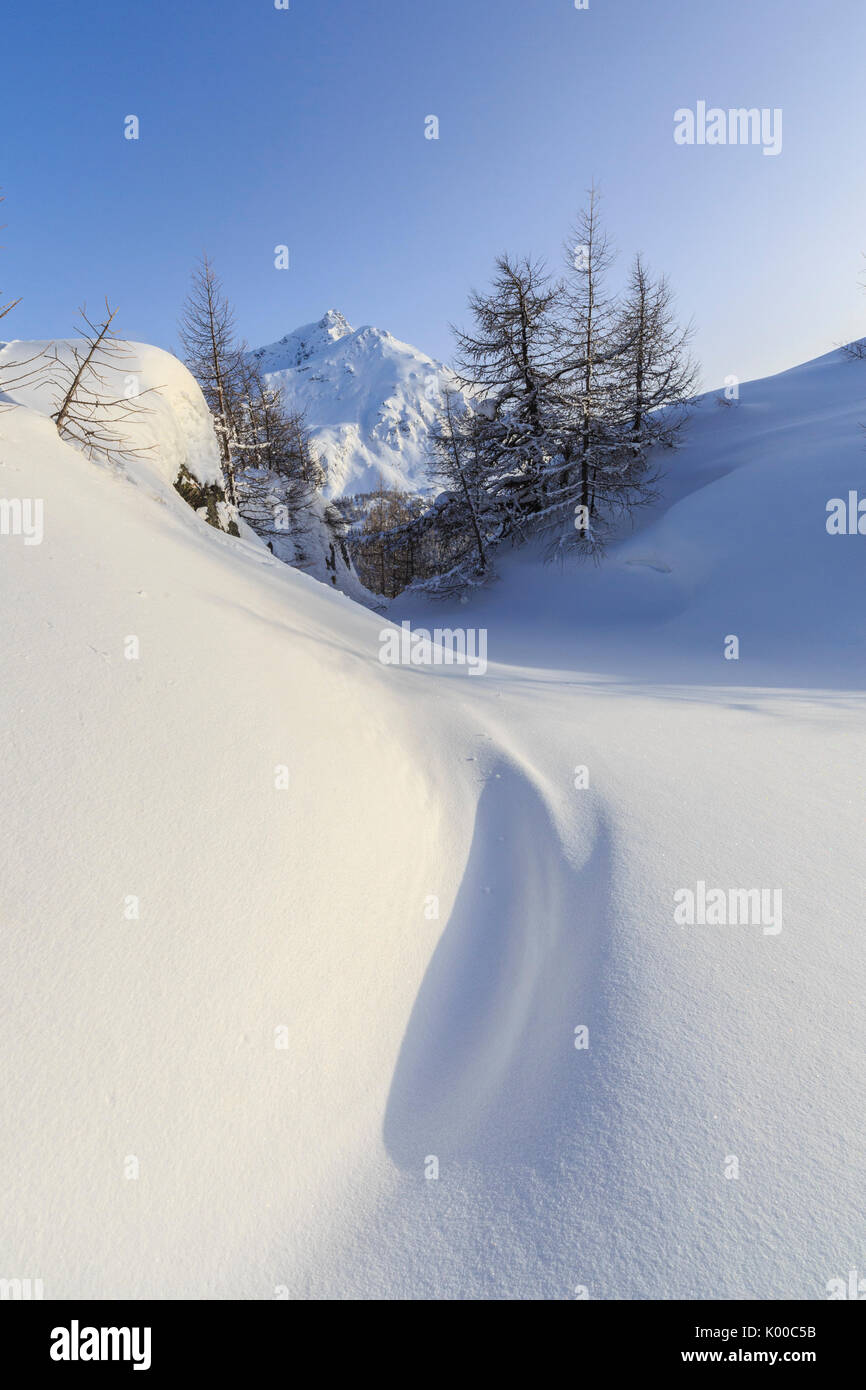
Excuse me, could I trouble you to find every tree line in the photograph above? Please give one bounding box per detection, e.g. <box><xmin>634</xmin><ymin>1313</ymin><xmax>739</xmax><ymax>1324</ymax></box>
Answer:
<box><xmin>7</xmin><ymin>182</ymin><xmax>866</xmax><ymax>600</ymax></box>
<box><xmin>353</xmin><ymin>187</ymin><xmax>699</xmax><ymax>596</ymax></box>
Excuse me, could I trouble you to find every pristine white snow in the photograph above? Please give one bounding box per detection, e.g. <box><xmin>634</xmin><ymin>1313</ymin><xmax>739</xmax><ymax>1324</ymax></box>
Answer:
<box><xmin>0</xmin><ymin>339</ymin><xmax>864</xmax><ymax>1300</ymax></box>
<box><xmin>0</xmin><ymin>337</ymin><xmax>225</xmax><ymax>493</ymax></box>
<box><xmin>0</xmin><ymin>337</ymin><xmax>371</xmax><ymax>601</ymax></box>
<box><xmin>249</xmin><ymin>310</ymin><xmax>463</xmax><ymax>499</ymax></box>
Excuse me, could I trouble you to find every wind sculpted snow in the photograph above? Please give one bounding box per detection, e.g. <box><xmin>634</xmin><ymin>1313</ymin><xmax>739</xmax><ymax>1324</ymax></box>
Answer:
<box><xmin>385</xmin><ymin>764</ymin><xmax>613</xmax><ymax>1166</ymax></box>
<box><xmin>0</xmin><ymin>342</ymin><xmax>864</xmax><ymax>1298</ymax></box>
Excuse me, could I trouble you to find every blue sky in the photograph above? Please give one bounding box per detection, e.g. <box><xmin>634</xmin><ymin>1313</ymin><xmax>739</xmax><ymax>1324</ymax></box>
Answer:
<box><xmin>2</xmin><ymin>0</ymin><xmax>865</xmax><ymax>389</ymax></box>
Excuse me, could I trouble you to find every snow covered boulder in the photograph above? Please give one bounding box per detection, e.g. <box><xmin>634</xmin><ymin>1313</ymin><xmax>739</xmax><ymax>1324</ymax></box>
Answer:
<box><xmin>0</xmin><ymin>337</ymin><xmax>240</xmax><ymax>532</ymax></box>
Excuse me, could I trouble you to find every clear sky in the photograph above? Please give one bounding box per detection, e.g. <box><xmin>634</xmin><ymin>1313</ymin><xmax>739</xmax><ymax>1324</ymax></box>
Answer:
<box><xmin>2</xmin><ymin>0</ymin><xmax>865</xmax><ymax>390</ymax></box>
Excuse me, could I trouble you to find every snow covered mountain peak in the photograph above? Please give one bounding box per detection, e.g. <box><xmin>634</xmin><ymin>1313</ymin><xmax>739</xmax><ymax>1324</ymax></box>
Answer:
<box><xmin>319</xmin><ymin>307</ymin><xmax>353</xmax><ymax>338</ymax></box>
<box><xmin>251</xmin><ymin>310</ymin><xmax>355</xmax><ymax>373</ymax></box>
<box><xmin>248</xmin><ymin>313</ymin><xmax>463</xmax><ymax>498</ymax></box>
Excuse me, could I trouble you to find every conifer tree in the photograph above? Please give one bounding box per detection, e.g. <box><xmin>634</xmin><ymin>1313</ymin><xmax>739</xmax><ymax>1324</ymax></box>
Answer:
<box><xmin>453</xmin><ymin>254</ymin><xmax>562</xmax><ymax>535</ymax></box>
<box><xmin>426</xmin><ymin>389</ymin><xmax>490</xmax><ymax>577</ymax></box>
<box><xmin>558</xmin><ymin>185</ymin><xmax>625</xmax><ymax>529</ymax></box>
<box><xmin>617</xmin><ymin>254</ymin><xmax>698</xmax><ymax>456</ymax></box>
<box><xmin>178</xmin><ymin>255</ymin><xmax>245</xmax><ymax>506</ymax></box>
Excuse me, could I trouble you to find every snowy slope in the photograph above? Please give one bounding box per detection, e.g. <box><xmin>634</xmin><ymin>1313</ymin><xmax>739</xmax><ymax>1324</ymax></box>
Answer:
<box><xmin>0</xmin><ymin>363</ymin><xmax>470</xmax><ymax>1299</ymax></box>
<box><xmin>1</xmin><ymin>342</ymin><xmax>865</xmax><ymax>1300</ymax></box>
<box><xmin>394</xmin><ymin>346</ymin><xmax>866</xmax><ymax>685</ymax></box>
<box><xmin>0</xmin><ymin>337</ymin><xmax>372</xmax><ymax>601</ymax></box>
<box><xmin>236</xmin><ymin>468</ymin><xmax>373</xmax><ymax>605</ymax></box>
<box><xmin>249</xmin><ymin>310</ymin><xmax>461</xmax><ymax>499</ymax></box>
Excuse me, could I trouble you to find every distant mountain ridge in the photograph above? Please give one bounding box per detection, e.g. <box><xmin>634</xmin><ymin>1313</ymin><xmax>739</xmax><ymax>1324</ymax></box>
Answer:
<box><xmin>248</xmin><ymin>310</ymin><xmax>463</xmax><ymax>499</ymax></box>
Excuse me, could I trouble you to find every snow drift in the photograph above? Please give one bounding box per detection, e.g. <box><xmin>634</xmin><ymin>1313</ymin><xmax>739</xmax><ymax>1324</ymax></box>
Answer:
<box><xmin>0</xmin><ymin>339</ymin><xmax>865</xmax><ymax>1299</ymax></box>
